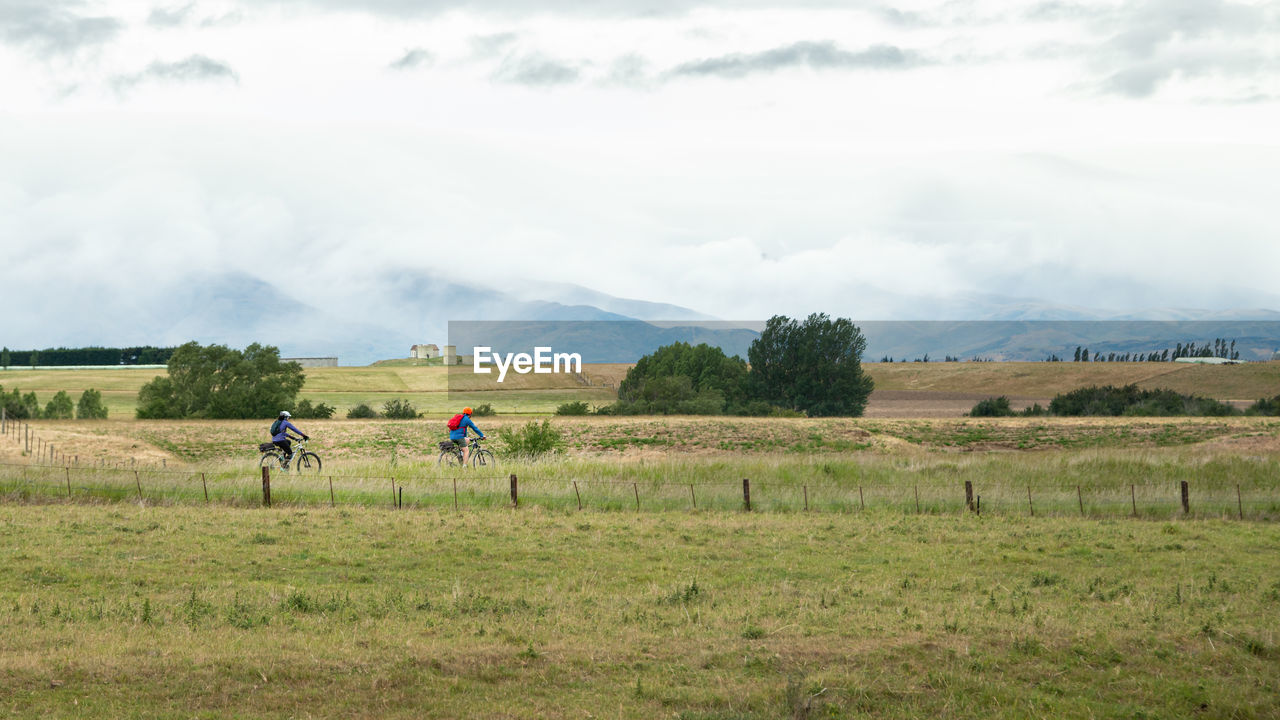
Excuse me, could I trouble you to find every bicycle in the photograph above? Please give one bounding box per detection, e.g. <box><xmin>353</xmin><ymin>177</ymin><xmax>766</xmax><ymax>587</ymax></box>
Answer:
<box><xmin>258</xmin><ymin>438</ymin><xmax>322</xmax><ymax>473</ymax></box>
<box><xmin>437</xmin><ymin>437</ymin><xmax>495</xmax><ymax>468</ymax></box>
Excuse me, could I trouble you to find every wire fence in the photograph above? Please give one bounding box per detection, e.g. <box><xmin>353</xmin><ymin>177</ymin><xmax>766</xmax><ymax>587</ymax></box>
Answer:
<box><xmin>2</xmin><ymin>460</ymin><xmax>1278</xmax><ymax>520</ymax></box>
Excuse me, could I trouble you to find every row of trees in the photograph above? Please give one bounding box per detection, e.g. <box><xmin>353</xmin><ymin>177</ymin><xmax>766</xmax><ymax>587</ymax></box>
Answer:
<box><xmin>1</xmin><ymin>346</ymin><xmax>175</xmax><ymax>368</ymax></box>
<box><xmin>603</xmin><ymin>314</ymin><xmax>874</xmax><ymax>417</ymax></box>
<box><xmin>1071</xmin><ymin>339</ymin><xmax>1240</xmax><ymax>363</ymax></box>
<box><xmin>1</xmin><ymin>386</ymin><xmax>109</xmax><ymax>420</ymax></box>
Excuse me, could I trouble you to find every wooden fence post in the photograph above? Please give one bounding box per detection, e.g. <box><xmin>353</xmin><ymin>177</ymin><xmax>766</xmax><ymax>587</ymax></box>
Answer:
<box><xmin>65</xmin><ymin>467</ymin><xmax>71</xmax><ymax>497</ymax></box>
<box><xmin>965</xmin><ymin>480</ymin><xmax>974</xmax><ymax>512</ymax></box>
<box><xmin>803</xmin><ymin>485</ymin><xmax>809</xmax><ymax>512</ymax></box>
<box><xmin>135</xmin><ymin>470</ymin><xmax>142</xmax><ymax>501</ymax></box>
<box><xmin>1077</xmin><ymin>485</ymin><xmax>1084</xmax><ymax>516</ymax></box>
<box><xmin>202</xmin><ymin>472</ymin><xmax>209</xmax><ymax>503</ymax></box>
<box><xmin>742</xmin><ymin>478</ymin><xmax>751</xmax><ymax>512</ymax></box>
<box><xmin>914</xmin><ymin>484</ymin><xmax>920</xmax><ymax>514</ymax></box>
<box><xmin>510</xmin><ymin>474</ymin><xmax>518</xmax><ymax>508</ymax></box>
<box><xmin>331</xmin><ymin>476</ymin><xmax>336</xmax><ymax>508</ymax></box>
<box><xmin>261</xmin><ymin>466</ymin><xmax>271</xmax><ymax>508</ymax></box>
<box><xmin>1180</xmin><ymin>480</ymin><xmax>1190</xmax><ymax>515</ymax></box>
<box><xmin>452</xmin><ymin>478</ymin><xmax>458</xmax><ymax>511</ymax></box>
<box><xmin>688</xmin><ymin>483</ymin><xmax>695</xmax><ymax>510</ymax></box>
<box><xmin>859</xmin><ymin>485</ymin><xmax>864</xmax><ymax>511</ymax></box>
<box><xmin>1130</xmin><ymin>484</ymin><xmax>1137</xmax><ymax>517</ymax></box>
<box><xmin>633</xmin><ymin>482</ymin><xmax>639</xmax><ymax>512</ymax></box>
<box><xmin>1237</xmin><ymin>484</ymin><xmax>1243</xmax><ymax>520</ymax></box>
<box><xmin>1027</xmin><ymin>486</ymin><xmax>1035</xmax><ymax>517</ymax></box>
<box><xmin>574</xmin><ymin>480</ymin><xmax>582</xmax><ymax>511</ymax></box>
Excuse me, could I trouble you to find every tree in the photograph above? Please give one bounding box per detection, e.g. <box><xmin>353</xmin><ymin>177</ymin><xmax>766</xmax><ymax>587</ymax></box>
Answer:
<box><xmin>44</xmin><ymin>391</ymin><xmax>74</xmax><ymax>419</ymax></box>
<box><xmin>136</xmin><ymin>342</ymin><xmax>305</xmax><ymax>419</ymax></box>
<box><xmin>748</xmin><ymin>313</ymin><xmax>874</xmax><ymax>417</ymax></box>
<box><xmin>76</xmin><ymin>389</ymin><xmax>110</xmax><ymax>419</ymax></box>
<box><xmin>1</xmin><ymin>347</ymin><xmax>8</xmax><ymax>368</ymax></box>
<box><xmin>613</xmin><ymin>342</ymin><xmax>752</xmax><ymax>415</ymax></box>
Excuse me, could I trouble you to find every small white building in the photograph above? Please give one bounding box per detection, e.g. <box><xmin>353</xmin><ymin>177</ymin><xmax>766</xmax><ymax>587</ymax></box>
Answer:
<box><xmin>410</xmin><ymin>344</ymin><xmax>440</xmax><ymax>360</ymax></box>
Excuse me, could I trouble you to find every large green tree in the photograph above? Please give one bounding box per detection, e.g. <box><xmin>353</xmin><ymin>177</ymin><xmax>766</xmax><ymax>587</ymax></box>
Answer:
<box><xmin>136</xmin><ymin>342</ymin><xmax>305</xmax><ymax>419</ymax></box>
<box><xmin>747</xmin><ymin>313</ymin><xmax>874</xmax><ymax>417</ymax></box>
<box><xmin>614</xmin><ymin>342</ymin><xmax>752</xmax><ymax>414</ymax></box>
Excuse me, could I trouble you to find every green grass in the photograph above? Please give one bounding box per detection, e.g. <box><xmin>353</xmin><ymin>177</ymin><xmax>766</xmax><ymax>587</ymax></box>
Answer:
<box><xmin>5</xmin><ymin>447</ymin><xmax>1279</xmax><ymax>520</ymax></box>
<box><xmin>1</xmin><ymin>505</ymin><xmax>1278</xmax><ymax>718</ymax></box>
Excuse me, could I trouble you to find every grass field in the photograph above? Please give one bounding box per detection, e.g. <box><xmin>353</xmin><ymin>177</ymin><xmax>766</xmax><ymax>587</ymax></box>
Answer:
<box><xmin>3</xmin><ymin>360</ymin><xmax>1278</xmax><ymax>418</ymax></box>
<box><xmin>4</xmin><ymin>362</ymin><xmax>1279</xmax><ymax>717</ymax></box>
<box><xmin>2</xmin><ymin>506</ymin><xmax>1278</xmax><ymax>718</ymax></box>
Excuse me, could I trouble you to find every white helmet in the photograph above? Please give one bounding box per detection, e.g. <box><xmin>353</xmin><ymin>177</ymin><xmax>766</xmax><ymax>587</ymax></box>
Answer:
<box><xmin>279</xmin><ymin>411</ymin><xmax>291</xmax><ymax>418</ymax></box>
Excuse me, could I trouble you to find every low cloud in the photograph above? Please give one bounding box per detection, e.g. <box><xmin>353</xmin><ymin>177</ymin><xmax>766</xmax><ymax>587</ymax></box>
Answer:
<box><xmin>388</xmin><ymin>47</ymin><xmax>434</xmax><ymax>70</ymax></box>
<box><xmin>147</xmin><ymin>3</ymin><xmax>196</xmax><ymax>27</ymax></box>
<box><xmin>491</xmin><ymin>53</ymin><xmax>581</xmax><ymax>86</ymax></box>
<box><xmin>112</xmin><ymin>55</ymin><xmax>240</xmax><ymax>92</ymax></box>
<box><xmin>0</xmin><ymin>0</ymin><xmax>122</xmax><ymax>57</ymax></box>
<box><xmin>469</xmin><ymin>32</ymin><xmax>518</xmax><ymax>59</ymax></box>
<box><xmin>668</xmin><ymin>41</ymin><xmax>924</xmax><ymax>80</ymax></box>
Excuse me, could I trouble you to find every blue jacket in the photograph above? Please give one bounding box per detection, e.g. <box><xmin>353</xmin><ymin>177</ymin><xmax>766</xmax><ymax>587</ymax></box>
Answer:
<box><xmin>272</xmin><ymin>419</ymin><xmax>304</xmax><ymax>442</ymax></box>
<box><xmin>449</xmin><ymin>414</ymin><xmax>483</xmax><ymax>441</ymax></box>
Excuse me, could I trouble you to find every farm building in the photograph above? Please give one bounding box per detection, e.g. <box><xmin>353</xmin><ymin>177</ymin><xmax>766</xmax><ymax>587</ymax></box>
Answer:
<box><xmin>410</xmin><ymin>344</ymin><xmax>440</xmax><ymax>359</ymax></box>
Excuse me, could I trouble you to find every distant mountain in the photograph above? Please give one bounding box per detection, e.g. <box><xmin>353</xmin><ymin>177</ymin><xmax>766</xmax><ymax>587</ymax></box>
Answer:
<box><xmin>7</xmin><ymin>266</ymin><xmax>1278</xmax><ymax>366</ymax></box>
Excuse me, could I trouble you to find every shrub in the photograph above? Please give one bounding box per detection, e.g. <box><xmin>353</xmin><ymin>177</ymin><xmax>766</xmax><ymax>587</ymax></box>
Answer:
<box><xmin>1246</xmin><ymin>395</ymin><xmax>1280</xmax><ymax>416</ymax></box>
<box><xmin>346</xmin><ymin>403</ymin><xmax>378</xmax><ymax>419</ymax></box>
<box><xmin>1049</xmin><ymin>385</ymin><xmax>1238</xmax><ymax>417</ymax></box>
<box><xmin>381</xmin><ymin>398</ymin><xmax>419</xmax><ymax>419</ymax></box>
<box><xmin>470</xmin><ymin>403</ymin><xmax>496</xmax><ymax>417</ymax></box>
<box><xmin>555</xmin><ymin>401</ymin><xmax>590</xmax><ymax>416</ymax></box>
<box><xmin>292</xmin><ymin>399</ymin><xmax>335</xmax><ymax>419</ymax></box>
<box><xmin>969</xmin><ymin>396</ymin><xmax>1015</xmax><ymax>417</ymax></box>
<box><xmin>496</xmin><ymin>420</ymin><xmax>565</xmax><ymax>459</ymax></box>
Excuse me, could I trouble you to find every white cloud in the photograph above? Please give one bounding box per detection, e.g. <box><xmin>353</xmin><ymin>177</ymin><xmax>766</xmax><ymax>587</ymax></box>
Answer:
<box><xmin>1</xmin><ymin>0</ymin><xmax>1279</xmax><ymax>352</ymax></box>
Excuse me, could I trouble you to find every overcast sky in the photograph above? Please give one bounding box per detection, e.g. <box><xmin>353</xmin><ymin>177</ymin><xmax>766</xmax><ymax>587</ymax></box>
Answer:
<box><xmin>2</xmin><ymin>0</ymin><xmax>1279</xmax><ymax>345</ymax></box>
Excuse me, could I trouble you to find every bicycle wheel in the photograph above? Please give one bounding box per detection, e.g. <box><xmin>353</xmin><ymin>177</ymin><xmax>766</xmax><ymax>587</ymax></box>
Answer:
<box><xmin>259</xmin><ymin>453</ymin><xmax>283</xmax><ymax>470</ymax></box>
<box><xmin>295</xmin><ymin>452</ymin><xmax>322</xmax><ymax>473</ymax></box>
<box><xmin>471</xmin><ymin>449</ymin><xmax>495</xmax><ymax>469</ymax></box>
<box><xmin>438</xmin><ymin>449</ymin><xmax>463</xmax><ymax>467</ymax></box>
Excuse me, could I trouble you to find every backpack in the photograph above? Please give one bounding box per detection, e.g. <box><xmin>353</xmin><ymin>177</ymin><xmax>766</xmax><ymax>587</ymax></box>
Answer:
<box><xmin>447</xmin><ymin>413</ymin><xmax>464</xmax><ymax>431</ymax></box>
<box><xmin>270</xmin><ymin>418</ymin><xmax>283</xmax><ymax>436</ymax></box>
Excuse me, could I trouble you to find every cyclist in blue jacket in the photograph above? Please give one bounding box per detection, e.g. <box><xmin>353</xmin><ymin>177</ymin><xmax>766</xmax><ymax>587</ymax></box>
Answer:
<box><xmin>271</xmin><ymin>410</ymin><xmax>309</xmax><ymax>469</ymax></box>
<box><xmin>449</xmin><ymin>407</ymin><xmax>485</xmax><ymax>465</ymax></box>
